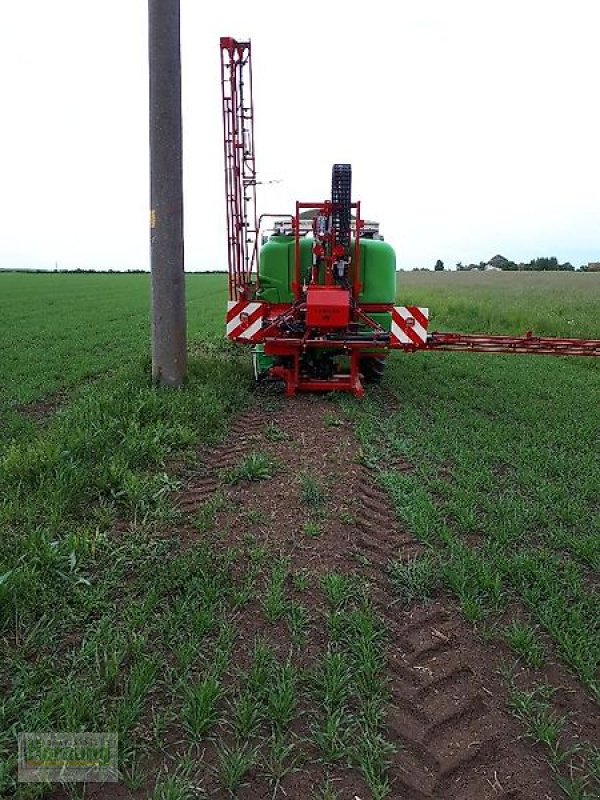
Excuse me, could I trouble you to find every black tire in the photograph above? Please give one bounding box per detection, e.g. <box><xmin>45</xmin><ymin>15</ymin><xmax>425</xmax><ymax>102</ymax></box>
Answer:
<box><xmin>360</xmin><ymin>356</ymin><xmax>386</xmax><ymax>384</ymax></box>
<box><xmin>331</xmin><ymin>163</ymin><xmax>352</xmax><ymax>247</ymax></box>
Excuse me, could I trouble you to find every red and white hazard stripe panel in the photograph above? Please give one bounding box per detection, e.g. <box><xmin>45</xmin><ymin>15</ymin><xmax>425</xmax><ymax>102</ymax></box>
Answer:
<box><xmin>226</xmin><ymin>301</ymin><xmax>265</xmax><ymax>342</ymax></box>
<box><xmin>391</xmin><ymin>306</ymin><xmax>429</xmax><ymax>347</ymax></box>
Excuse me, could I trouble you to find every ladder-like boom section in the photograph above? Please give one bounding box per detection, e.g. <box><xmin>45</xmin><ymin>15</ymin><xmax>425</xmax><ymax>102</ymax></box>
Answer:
<box><xmin>220</xmin><ymin>37</ymin><xmax>258</xmax><ymax>301</ymax></box>
<box><xmin>424</xmin><ymin>332</ymin><xmax>600</xmax><ymax>357</ymax></box>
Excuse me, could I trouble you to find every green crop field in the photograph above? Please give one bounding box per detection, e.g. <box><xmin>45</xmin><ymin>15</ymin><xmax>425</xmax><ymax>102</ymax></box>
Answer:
<box><xmin>1</xmin><ymin>270</ymin><xmax>599</xmax><ymax>798</ymax></box>
<box><xmin>0</xmin><ymin>273</ymin><xmax>229</xmax><ymax>451</ymax></box>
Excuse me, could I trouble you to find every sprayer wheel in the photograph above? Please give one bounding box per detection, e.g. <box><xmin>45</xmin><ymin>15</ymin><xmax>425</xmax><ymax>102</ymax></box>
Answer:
<box><xmin>360</xmin><ymin>356</ymin><xmax>386</xmax><ymax>384</ymax></box>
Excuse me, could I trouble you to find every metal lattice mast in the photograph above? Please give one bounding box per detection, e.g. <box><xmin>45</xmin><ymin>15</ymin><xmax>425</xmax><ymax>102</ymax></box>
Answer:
<box><xmin>220</xmin><ymin>38</ymin><xmax>258</xmax><ymax>301</ymax></box>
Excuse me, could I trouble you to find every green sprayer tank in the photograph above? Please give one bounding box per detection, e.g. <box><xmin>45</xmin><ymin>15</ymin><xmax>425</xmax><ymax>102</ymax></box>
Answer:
<box><xmin>257</xmin><ymin>235</ymin><xmax>397</xmax><ymax>332</ymax></box>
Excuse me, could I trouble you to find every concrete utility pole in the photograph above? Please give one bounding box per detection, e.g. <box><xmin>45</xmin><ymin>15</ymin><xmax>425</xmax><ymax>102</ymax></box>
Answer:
<box><xmin>148</xmin><ymin>0</ymin><xmax>187</xmax><ymax>386</ymax></box>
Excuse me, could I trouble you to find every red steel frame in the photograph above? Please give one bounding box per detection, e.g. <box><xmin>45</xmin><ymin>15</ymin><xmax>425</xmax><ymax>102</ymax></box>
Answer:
<box><xmin>258</xmin><ymin>198</ymin><xmax>375</xmax><ymax>397</ymax></box>
<box><xmin>260</xmin><ymin>325</ymin><xmax>600</xmax><ymax>397</ymax></box>
<box><xmin>220</xmin><ymin>37</ymin><xmax>258</xmax><ymax>301</ymax></box>
<box><xmin>291</xmin><ymin>202</ymin><xmax>362</xmax><ymax>301</ymax></box>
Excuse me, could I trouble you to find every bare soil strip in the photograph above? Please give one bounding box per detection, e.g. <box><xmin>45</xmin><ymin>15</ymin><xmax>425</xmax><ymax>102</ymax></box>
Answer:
<box><xmin>167</xmin><ymin>395</ymin><xmax>560</xmax><ymax>799</ymax></box>
<box><xmin>16</xmin><ymin>391</ymin><xmax>66</xmax><ymax>423</ymax></box>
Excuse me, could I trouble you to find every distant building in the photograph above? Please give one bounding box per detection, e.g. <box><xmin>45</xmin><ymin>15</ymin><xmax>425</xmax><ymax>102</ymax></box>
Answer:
<box><xmin>587</xmin><ymin>262</ymin><xmax>600</xmax><ymax>272</ymax></box>
<box><xmin>487</xmin><ymin>254</ymin><xmax>511</xmax><ymax>269</ymax></box>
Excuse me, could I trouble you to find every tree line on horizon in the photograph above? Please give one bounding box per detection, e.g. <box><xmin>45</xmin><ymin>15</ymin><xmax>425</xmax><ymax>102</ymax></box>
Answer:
<box><xmin>423</xmin><ymin>255</ymin><xmax>598</xmax><ymax>272</ymax></box>
<box><xmin>0</xmin><ymin>268</ymin><xmax>228</xmax><ymax>274</ymax></box>
<box><xmin>3</xmin><ymin>257</ymin><xmax>599</xmax><ymax>275</ymax></box>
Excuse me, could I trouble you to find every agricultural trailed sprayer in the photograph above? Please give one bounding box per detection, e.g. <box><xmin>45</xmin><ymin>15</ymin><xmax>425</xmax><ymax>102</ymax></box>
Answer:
<box><xmin>221</xmin><ymin>38</ymin><xmax>600</xmax><ymax>397</ymax></box>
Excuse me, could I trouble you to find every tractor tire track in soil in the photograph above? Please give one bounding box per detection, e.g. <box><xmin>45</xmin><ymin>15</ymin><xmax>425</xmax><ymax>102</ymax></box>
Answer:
<box><xmin>172</xmin><ymin>394</ymin><xmax>560</xmax><ymax>800</ymax></box>
<box><xmin>176</xmin><ymin>408</ymin><xmax>268</xmax><ymax>519</ymax></box>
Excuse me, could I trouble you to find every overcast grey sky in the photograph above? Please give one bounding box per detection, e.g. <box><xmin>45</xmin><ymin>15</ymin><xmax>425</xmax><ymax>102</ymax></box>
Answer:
<box><xmin>1</xmin><ymin>0</ymin><xmax>598</xmax><ymax>271</ymax></box>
